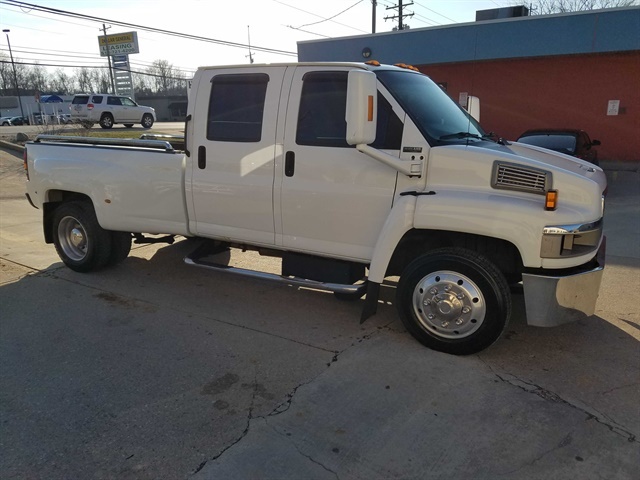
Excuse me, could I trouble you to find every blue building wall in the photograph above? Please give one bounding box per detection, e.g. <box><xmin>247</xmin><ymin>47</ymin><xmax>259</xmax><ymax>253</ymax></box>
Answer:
<box><xmin>297</xmin><ymin>7</ymin><xmax>640</xmax><ymax>65</ymax></box>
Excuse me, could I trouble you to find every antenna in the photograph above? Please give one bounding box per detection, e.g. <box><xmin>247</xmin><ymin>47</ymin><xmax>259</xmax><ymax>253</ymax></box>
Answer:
<box><xmin>247</xmin><ymin>25</ymin><xmax>254</xmax><ymax>64</ymax></box>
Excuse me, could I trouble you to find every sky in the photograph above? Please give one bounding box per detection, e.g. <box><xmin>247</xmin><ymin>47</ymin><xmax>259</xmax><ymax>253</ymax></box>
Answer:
<box><xmin>0</xmin><ymin>0</ymin><xmax>514</xmax><ymax>77</ymax></box>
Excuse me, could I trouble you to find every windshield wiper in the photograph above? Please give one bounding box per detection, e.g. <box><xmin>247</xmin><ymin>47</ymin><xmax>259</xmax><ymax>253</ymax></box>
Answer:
<box><xmin>439</xmin><ymin>132</ymin><xmax>482</xmax><ymax>141</ymax></box>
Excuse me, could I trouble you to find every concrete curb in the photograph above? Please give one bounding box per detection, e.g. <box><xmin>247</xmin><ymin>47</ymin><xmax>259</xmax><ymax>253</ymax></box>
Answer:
<box><xmin>0</xmin><ymin>139</ymin><xmax>25</xmax><ymax>153</ymax></box>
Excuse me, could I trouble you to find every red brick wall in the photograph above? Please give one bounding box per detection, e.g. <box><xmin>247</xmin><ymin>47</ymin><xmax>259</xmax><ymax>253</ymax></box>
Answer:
<box><xmin>419</xmin><ymin>52</ymin><xmax>640</xmax><ymax>162</ymax></box>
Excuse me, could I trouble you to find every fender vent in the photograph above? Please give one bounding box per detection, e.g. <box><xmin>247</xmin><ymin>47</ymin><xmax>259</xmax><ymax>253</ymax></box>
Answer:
<box><xmin>492</xmin><ymin>162</ymin><xmax>551</xmax><ymax>194</ymax></box>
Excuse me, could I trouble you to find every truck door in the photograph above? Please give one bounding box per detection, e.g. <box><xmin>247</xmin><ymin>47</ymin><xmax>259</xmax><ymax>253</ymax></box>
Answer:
<box><xmin>189</xmin><ymin>67</ymin><xmax>287</xmax><ymax>245</ymax></box>
<box><xmin>279</xmin><ymin>67</ymin><xmax>402</xmax><ymax>261</ymax></box>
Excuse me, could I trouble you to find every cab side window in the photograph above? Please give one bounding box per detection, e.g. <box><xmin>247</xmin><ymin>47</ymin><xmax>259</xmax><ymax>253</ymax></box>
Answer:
<box><xmin>372</xmin><ymin>93</ymin><xmax>403</xmax><ymax>150</ymax></box>
<box><xmin>91</xmin><ymin>96</ymin><xmax>103</xmax><ymax>103</ymax></box>
<box><xmin>296</xmin><ymin>72</ymin><xmax>349</xmax><ymax>148</ymax></box>
<box><xmin>121</xmin><ymin>97</ymin><xmax>137</xmax><ymax>106</ymax></box>
<box><xmin>207</xmin><ymin>73</ymin><xmax>269</xmax><ymax>142</ymax></box>
<box><xmin>107</xmin><ymin>97</ymin><xmax>122</xmax><ymax>106</ymax></box>
<box><xmin>296</xmin><ymin>71</ymin><xmax>403</xmax><ymax>149</ymax></box>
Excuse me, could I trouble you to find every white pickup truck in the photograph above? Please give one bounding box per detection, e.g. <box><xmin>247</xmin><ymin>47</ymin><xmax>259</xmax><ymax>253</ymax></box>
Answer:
<box><xmin>24</xmin><ymin>62</ymin><xmax>606</xmax><ymax>355</ymax></box>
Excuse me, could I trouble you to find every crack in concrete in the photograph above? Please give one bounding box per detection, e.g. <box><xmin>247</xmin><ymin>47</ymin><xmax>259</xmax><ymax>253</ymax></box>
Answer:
<box><xmin>499</xmin><ymin>432</ymin><xmax>574</xmax><ymax>475</ymax></box>
<box><xmin>191</xmin><ymin>325</ymin><xmax>391</xmax><ymax>476</ymax></box>
<box><xmin>481</xmin><ymin>360</ymin><xmax>638</xmax><ymax>444</ymax></box>
<box><xmin>282</xmin><ymin>431</ymin><xmax>340</xmax><ymax>480</ymax></box>
<box><xmin>600</xmin><ymin>382</ymin><xmax>640</xmax><ymax>395</ymax></box>
<box><xmin>192</xmin><ymin>370</ymin><xmax>259</xmax><ymax>475</ymax></box>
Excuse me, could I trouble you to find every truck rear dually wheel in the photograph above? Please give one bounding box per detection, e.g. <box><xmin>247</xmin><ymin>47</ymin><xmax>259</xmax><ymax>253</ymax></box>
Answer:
<box><xmin>108</xmin><ymin>231</ymin><xmax>132</xmax><ymax>266</ymax></box>
<box><xmin>396</xmin><ymin>247</ymin><xmax>511</xmax><ymax>355</ymax></box>
<box><xmin>52</xmin><ymin>201</ymin><xmax>112</xmax><ymax>272</ymax></box>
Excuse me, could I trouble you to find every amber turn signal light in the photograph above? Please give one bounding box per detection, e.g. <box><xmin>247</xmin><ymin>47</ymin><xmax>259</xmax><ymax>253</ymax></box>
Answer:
<box><xmin>545</xmin><ymin>190</ymin><xmax>558</xmax><ymax>211</ymax></box>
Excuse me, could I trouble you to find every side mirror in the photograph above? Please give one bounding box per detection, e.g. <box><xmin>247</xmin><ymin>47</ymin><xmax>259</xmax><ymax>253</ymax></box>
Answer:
<box><xmin>592</xmin><ymin>139</ymin><xmax>601</xmax><ymax>146</ymax></box>
<box><xmin>345</xmin><ymin>70</ymin><xmax>377</xmax><ymax>145</ymax></box>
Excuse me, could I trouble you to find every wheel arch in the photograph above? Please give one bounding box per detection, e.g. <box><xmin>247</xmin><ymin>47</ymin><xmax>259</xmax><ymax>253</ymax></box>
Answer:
<box><xmin>387</xmin><ymin>229</ymin><xmax>524</xmax><ymax>284</ymax></box>
<box><xmin>43</xmin><ymin>191</ymin><xmax>93</xmax><ymax>243</ymax></box>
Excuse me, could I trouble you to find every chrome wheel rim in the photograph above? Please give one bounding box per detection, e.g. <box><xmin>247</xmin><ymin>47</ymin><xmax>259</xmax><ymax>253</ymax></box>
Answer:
<box><xmin>412</xmin><ymin>270</ymin><xmax>486</xmax><ymax>339</ymax></box>
<box><xmin>58</xmin><ymin>216</ymin><xmax>88</xmax><ymax>261</ymax></box>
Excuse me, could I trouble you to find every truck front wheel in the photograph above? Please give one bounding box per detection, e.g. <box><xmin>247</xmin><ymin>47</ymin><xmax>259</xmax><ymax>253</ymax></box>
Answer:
<box><xmin>52</xmin><ymin>201</ymin><xmax>112</xmax><ymax>272</ymax></box>
<box><xmin>396</xmin><ymin>248</ymin><xmax>511</xmax><ymax>355</ymax></box>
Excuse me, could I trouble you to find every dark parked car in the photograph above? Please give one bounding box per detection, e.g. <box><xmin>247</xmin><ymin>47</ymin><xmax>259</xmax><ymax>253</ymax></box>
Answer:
<box><xmin>516</xmin><ymin>129</ymin><xmax>601</xmax><ymax>166</ymax></box>
<box><xmin>9</xmin><ymin>116</ymin><xmax>30</xmax><ymax>126</ymax></box>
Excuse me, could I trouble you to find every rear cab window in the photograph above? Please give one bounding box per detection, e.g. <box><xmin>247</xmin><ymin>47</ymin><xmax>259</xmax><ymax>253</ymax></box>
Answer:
<box><xmin>207</xmin><ymin>73</ymin><xmax>269</xmax><ymax>142</ymax></box>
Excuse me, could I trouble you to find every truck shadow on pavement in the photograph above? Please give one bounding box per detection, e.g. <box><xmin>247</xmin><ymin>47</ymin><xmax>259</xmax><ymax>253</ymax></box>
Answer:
<box><xmin>1</xmin><ymin>238</ymin><xmax>638</xmax><ymax>479</ymax></box>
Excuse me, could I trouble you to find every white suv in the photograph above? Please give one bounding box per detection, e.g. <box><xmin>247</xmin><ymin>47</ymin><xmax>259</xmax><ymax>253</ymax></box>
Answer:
<box><xmin>69</xmin><ymin>94</ymin><xmax>156</xmax><ymax>129</ymax></box>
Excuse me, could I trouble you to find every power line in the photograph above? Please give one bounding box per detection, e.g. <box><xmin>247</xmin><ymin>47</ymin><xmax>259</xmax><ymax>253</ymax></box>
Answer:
<box><xmin>271</xmin><ymin>0</ymin><xmax>369</xmax><ymax>34</ymax></box>
<box><xmin>0</xmin><ymin>59</ymin><xmax>189</xmax><ymax>81</ymax></box>
<box><xmin>0</xmin><ymin>44</ymin><xmax>196</xmax><ymax>74</ymax></box>
<box><xmin>1</xmin><ymin>0</ymin><xmax>298</xmax><ymax>57</ymax></box>
<box><xmin>295</xmin><ymin>0</ymin><xmax>364</xmax><ymax>29</ymax></box>
<box><xmin>412</xmin><ymin>1</ymin><xmax>456</xmax><ymax>23</ymax></box>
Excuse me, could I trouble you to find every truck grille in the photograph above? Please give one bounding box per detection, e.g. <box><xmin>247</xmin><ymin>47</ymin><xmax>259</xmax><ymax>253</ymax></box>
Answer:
<box><xmin>492</xmin><ymin>162</ymin><xmax>551</xmax><ymax>194</ymax></box>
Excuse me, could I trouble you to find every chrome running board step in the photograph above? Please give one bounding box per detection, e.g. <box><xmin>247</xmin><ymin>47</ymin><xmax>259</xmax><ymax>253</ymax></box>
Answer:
<box><xmin>184</xmin><ymin>242</ymin><xmax>368</xmax><ymax>296</ymax></box>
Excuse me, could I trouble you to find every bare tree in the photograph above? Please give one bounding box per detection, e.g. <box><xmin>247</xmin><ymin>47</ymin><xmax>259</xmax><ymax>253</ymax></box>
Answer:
<box><xmin>50</xmin><ymin>69</ymin><xmax>73</xmax><ymax>95</ymax></box>
<box><xmin>24</xmin><ymin>64</ymin><xmax>49</xmax><ymax>93</ymax></box>
<box><xmin>74</xmin><ymin>67</ymin><xmax>94</xmax><ymax>93</ymax></box>
<box><xmin>0</xmin><ymin>53</ymin><xmax>13</xmax><ymax>94</ymax></box>
<box><xmin>91</xmin><ymin>68</ymin><xmax>111</xmax><ymax>93</ymax></box>
<box><xmin>527</xmin><ymin>0</ymin><xmax>638</xmax><ymax>14</ymax></box>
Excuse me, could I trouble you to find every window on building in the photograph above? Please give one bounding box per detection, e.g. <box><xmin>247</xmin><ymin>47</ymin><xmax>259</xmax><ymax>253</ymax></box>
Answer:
<box><xmin>207</xmin><ymin>73</ymin><xmax>269</xmax><ymax>142</ymax></box>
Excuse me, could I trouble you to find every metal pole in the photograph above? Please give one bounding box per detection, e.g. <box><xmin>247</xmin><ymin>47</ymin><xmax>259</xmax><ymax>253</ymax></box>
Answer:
<box><xmin>372</xmin><ymin>0</ymin><xmax>377</xmax><ymax>34</ymax></box>
<box><xmin>102</xmin><ymin>24</ymin><xmax>116</xmax><ymax>94</ymax></box>
<box><xmin>2</xmin><ymin>29</ymin><xmax>25</xmax><ymax>119</ymax></box>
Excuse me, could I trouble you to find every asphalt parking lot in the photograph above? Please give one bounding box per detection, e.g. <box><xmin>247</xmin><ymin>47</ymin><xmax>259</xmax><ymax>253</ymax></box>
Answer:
<box><xmin>1</xmin><ymin>144</ymin><xmax>638</xmax><ymax>479</ymax></box>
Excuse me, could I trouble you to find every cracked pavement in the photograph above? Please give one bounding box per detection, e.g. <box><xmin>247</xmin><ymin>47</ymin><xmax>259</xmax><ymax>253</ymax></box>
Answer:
<box><xmin>2</xmin><ymin>147</ymin><xmax>639</xmax><ymax>479</ymax></box>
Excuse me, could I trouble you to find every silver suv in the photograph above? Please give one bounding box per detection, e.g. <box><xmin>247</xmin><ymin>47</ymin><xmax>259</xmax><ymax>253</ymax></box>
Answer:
<box><xmin>69</xmin><ymin>94</ymin><xmax>156</xmax><ymax>129</ymax></box>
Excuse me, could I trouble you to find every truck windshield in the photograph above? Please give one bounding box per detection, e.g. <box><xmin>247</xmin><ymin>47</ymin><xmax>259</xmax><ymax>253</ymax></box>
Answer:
<box><xmin>376</xmin><ymin>70</ymin><xmax>487</xmax><ymax>146</ymax></box>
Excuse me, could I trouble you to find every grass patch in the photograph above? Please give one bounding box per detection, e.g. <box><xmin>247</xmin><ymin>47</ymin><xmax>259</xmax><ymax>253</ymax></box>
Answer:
<box><xmin>54</xmin><ymin>129</ymin><xmax>150</xmax><ymax>139</ymax></box>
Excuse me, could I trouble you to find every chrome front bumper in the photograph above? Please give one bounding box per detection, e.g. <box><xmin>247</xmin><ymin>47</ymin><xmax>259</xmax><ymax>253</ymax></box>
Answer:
<box><xmin>522</xmin><ymin>237</ymin><xmax>606</xmax><ymax>327</ymax></box>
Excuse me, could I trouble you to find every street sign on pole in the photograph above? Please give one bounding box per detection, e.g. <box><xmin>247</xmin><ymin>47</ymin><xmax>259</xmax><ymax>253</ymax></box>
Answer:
<box><xmin>98</xmin><ymin>31</ymin><xmax>139</xmax><ymax>57</ymax></box>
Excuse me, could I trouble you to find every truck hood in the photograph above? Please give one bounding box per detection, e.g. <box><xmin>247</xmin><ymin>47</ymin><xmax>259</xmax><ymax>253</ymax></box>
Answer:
<box><xmin>471</xmin><ymin>140</ymin><xmax>607</xmax><ymax>192</ymax></box>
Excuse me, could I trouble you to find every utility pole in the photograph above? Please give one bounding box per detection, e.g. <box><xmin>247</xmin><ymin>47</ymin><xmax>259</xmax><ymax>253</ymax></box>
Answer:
<box><xmin>2</xmin><ymin>29</ymin><xmax>25</xmax><ymax>118</ymax></box>
<box><xmin>385</xmin><ymin>0</ymin><xmax>414</xmax><ymax>30</ymax></box>
<box><xmin>372</xmin><ymin>0</ymin><xmax>377</xmax><ymax>34</ymax></box>
<box><xmin>101</xmin><ymin>24</ymin><xmax>116</xmax><ymax>94</ymax></box>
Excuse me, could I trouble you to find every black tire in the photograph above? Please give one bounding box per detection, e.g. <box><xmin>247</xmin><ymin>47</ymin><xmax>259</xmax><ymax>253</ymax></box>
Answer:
<box><xmin>396</xmin><ymin>247</ymin><xmax>511</xmax><ymax>355</ymax></box>
<box><xmin>52</xmin><ymin>201</ymin><xmax>112</xmax><ymax>273</ymax></box>
<box><xmin>99</xmin><ymin>114</ymin><xmax>114</xmax><ymax>129</ymax></box>
<box><xmin>141</xmin><ymin>114</ymin><xmax>154</xmax><ymax>129</ymax></box>
<box><xmin>108</xmin><ymin>231</ymin><xmax>132</xmax><ymax>266</ymax></box>
<box><xmin>123</xmin><ymin>124</ymin><xmax>134</xmax><ymax>128</ymax></box>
